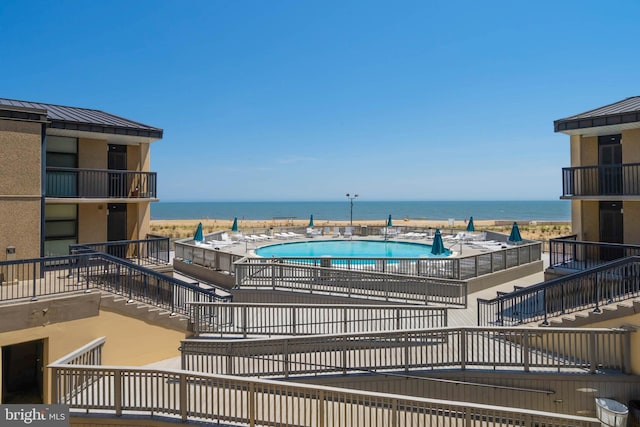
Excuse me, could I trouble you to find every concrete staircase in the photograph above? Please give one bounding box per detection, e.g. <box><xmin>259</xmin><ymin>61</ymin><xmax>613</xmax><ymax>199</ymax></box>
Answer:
<box><xmin>99</xmin><ymin>292</ymin><xmax>192</xmax><ymax>333</ymax></box>
<box><xmin>545</xmin><ymin>298</ymin><xmax>640</xmax><ymax>328</ymax></box>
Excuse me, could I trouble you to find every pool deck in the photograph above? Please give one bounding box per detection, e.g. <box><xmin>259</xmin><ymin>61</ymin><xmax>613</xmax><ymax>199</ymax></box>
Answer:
<box><xmin>202</xmin><ymin>232</ymin><xmax>518</xmax><ymax>259</ymax></box>
<box><xmin>181</xmin><ymin>231</ymin><xmax>547</xmax><ymax>328</ymax></box>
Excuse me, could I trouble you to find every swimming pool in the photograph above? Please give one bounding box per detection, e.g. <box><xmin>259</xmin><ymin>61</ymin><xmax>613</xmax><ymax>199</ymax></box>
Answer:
<box><xmin>254</xmin><ymin>240</ymin><xmax>451</xmax><ymax>258</ymax></box>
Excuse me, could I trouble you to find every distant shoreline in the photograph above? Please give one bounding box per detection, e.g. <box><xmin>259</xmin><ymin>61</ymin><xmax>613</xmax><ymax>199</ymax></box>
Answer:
<box><xmin>150</xmin><ymin>218</ymin><xmax>572</xmax><ymax>241</ymax></box>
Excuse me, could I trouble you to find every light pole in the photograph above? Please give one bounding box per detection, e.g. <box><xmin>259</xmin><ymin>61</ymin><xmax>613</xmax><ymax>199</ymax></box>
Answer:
<box><xmin>346</xmin><ymin>193</ymin><xmax>358</xmax><ymax>226</ymax></box>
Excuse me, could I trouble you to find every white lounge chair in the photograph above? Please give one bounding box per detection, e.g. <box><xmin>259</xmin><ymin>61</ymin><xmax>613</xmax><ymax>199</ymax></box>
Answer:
<box><xmin>343</xmin><ymin>227</ymin><xmax>353</xmax><ymax>238</ymax></box>
<box><xmin>258</xmin><ymin>234</ymin><xmax>272</xmax><ymax>240</ymax></box>
<box><xmin>286</xmin><ymin>231</ymin><xmax>303</xmax><ymax>238</ymax></box>
<box><xmin>333</xmin><ymin>227</ymin><xmax>341</xmax><ymax>237</ymax></box>
<box><xmin>306</xmin><ymin>227</ymin><xmax>322</xmax><ymax>237</ymax></box>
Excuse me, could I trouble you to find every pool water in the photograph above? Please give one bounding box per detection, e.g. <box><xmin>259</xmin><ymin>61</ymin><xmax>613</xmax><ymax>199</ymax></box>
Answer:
<box><xmin>255</xmin><ymin>239</ymin><xmax>450</xmax><ymax>258</ymax></box>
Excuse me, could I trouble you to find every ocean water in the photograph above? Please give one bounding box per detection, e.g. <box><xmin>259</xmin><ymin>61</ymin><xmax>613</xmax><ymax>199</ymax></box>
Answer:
<box><xmin>151</xmin><ymin>201</ymin><xmax>570</xmax><ymax>222</ymax></box>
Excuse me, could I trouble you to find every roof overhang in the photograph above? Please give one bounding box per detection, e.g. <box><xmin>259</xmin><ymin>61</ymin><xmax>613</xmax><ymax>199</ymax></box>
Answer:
<box><xmin>0</xmin><ymin>105</ymin><xmax>49</xmax><ymax>123</ymax></box>
<box><xmin>555</xmin><ymin>120</ymin><xmax>640</xmax><ymax>137</ymax></box>
<box><xmin>48</xmin><ymin>126</ymin><xmax>161</xmax><ymax>145</ymax></box>
<box><xmin>554</xmin><ymin>97</ymin><xmax>640</xmax><ymax>136</ymax></box>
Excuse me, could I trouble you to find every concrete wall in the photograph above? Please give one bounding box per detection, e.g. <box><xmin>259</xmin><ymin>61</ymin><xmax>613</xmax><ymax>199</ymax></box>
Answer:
<box><xmin>624</xmin><ymin>201</ymin><xmax>640</xmax><ymax>245</ymax></box>
<box><xmin>0</xmin><ymin>119</ymin><xmax>42</xmax><ymax>260</ymax></box>
<box><xmin>297</xmin><ymin>370</ymin><xmax>640</xmax><ymax>418</ymax></box>
<box><xmin>623</xmin><ymin>128</ymin><xmax>640</xmax><ymax>163</ymax></box>
<box><xmin>78</xmin><ymin>203</ymin><xmax>107</xmax><ymax>243</ymax></box>
<box><xmin>580</xmin><ymin>200</ymin><xmax>599</xmax><ymax>242</ymax></box>
<box><xmin>78</xmin><ymin>138</ymin><xmax>107</xmax><ymax>169</ymax></box>
<box><xmin>580</xmin><ymin>312</ymin><xmax>640</xmax><ymax>375</ymax></box>
<box><xmin>0</xmin><ymin>300</ymin><xmax>186</xmax><ymax>404</ymax></box>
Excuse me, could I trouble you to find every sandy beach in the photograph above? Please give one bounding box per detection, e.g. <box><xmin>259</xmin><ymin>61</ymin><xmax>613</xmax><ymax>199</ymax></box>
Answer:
<box><xmin>150</xmin><ymin>218</ymin><xmax>572</xmax><ymax>241</ymax></box>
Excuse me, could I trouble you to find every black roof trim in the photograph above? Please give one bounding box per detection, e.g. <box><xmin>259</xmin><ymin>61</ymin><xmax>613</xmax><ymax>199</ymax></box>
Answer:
<box><xmin>554</xmin><ymin>96</ymin><xmax>640</xmax><ymax>132</ymax></box>
<box><xmin>0</xmin><ymin>104</ymin><xmax>48</xmax><ymax>123</ymax></box>
<box><xmin>0</xmin><ymin>97</ymin><xmax>163</xmax><ymax>139</ymax></box>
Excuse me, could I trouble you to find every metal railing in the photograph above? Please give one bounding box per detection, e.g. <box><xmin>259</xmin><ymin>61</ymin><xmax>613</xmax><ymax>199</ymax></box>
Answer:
<box><xmin>46</xmin><ymin>167</ymin><xmax>157</xmax><ymax>198</ymax></box>
<box><xmin>50</xmin><ymin>339</ymin><xmax>599</xmax><ymax>427</ymax></box>
<box><xmin>190</xmin><ymin>302</ymin><xmax>448</xmax><ymax>337</ymax></box>
<box><xmin>69</xmin><ymin>236</ymin><xmax>170</xmax><ymax>266</ymax></box>
<box><xmin>550</xmin><ymin>236</ymin><xmax>640</xmax><ymax>271</ymax></box>
<box><xmin>562</xmin><ymin>163</ymin><xmax>640</xmax><ymax>197</ymax></box>
<box><xmin>174</xmin><ymin>239</ymin><xmax>244</xmax><ymax>273</ymax></box>
<box><xmin>235</xmin><ymin>241</ymin><xmax>541</xmax><ymax>281</ymax></box>
<box><xmin>235</xmin><ymin>260</ymin><xmax>467</xmax><ymax>306</ymax></box>
<box><xmin>478</xmin><ymin>256</ymin><xmax>640</xmax><ymax>326</ymax></box>
<box><xmin>0</xmin><ymin>252</ymin><xmax>230</xmax><ymax>313</ymax></box>
<box><xmin>181</xmin><ymin>326</ymin><xmax>631</xmax><ymax>377</ymax></box>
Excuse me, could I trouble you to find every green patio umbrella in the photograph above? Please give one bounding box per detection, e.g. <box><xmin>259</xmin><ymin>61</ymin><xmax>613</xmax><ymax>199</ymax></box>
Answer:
<box><xmin>431</xmin><ymin>228</ymin><xmax>446</xmax><ymax>255</ymax></box>
<box><xmin>194</xmin><ymin>222</ymin><xmax>204</xmax><ymax>242</ymax></box>
<box><xmin>231</xmin><ymin>217</ymin><xmax>238</xmax><ymax>232</ymax></box>
<box><xmin>308</xmin><ymin>214</ymin><xmax>314</xmax><ymax>228</ymax></box>
<box><xmin>508</xmin><ymin>222</ymin><xmax>522</xmax><ymax>243</ymax></box>
<box><xmin>387</xmin><ymin>215</ymin><xmax>393</xmax><ymax>227</ymax></box>
<box><xmin>466</xmin><ymin>216</ymin><xmax>475</xmax><ymax>232</ymax></box>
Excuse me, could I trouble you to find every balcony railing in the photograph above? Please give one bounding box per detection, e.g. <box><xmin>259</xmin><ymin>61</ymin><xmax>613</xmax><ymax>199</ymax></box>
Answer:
<box><xmin>550</xmin><ymin>236</ymin><xmax>640</xmax><ymax>270</ymax></box>
<box><xmin>562</xmin><ymin>163</ymin><xmax>640</xmax><ymax>197</ymax></box>
<box><xmin>46</xmin><ymin>167</ymin><xmax>157</xmax><ymax>199</ymax></box>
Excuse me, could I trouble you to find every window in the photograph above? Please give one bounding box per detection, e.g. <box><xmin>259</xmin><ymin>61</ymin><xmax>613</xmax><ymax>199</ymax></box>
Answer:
<box><xmin>46</xmin><ymin>136</ymin><xmax>77</xmax><ymax>168</ymax></box>
<box><xmin>44</xmin><ymin>204</ymin><xmax>77</xmax><ymax>256</ymax></box>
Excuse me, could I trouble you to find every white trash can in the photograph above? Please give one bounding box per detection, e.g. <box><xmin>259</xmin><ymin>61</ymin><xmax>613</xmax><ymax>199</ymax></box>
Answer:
<box><xmin>595</xmin><ymin>398</ymin><xmax>628</xmax><ymax>427</ymax></box>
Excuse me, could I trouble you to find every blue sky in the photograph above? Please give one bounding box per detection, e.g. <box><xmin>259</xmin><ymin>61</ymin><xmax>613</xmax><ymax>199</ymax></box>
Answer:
<box><xmin>2</xmin><ymin>0</ymin><xmax>639</xmax><ymax>201</ymax></box>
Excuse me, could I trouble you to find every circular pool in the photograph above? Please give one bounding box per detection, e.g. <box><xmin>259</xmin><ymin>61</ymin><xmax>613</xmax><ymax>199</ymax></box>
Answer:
<box><xmin>254</xmin><ymin>239</ymin><xmax>451</xmax><ymax>258</ymax></box>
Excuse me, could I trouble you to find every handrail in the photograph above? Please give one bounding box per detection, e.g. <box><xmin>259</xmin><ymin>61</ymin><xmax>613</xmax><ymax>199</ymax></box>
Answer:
<box><xmin>69</xmin><ymin>236</ymin><xmax>170</xmax><ymax>266</ymax></box>
<box><xmin>50</xmin><ymin>337</ymin><xmax>106</xmax><ymax>366</ymax></box>
<box><xmin>189</xmin><ymin>302</ymin><xmax>448</xmax><ymax>336</ymax></box>
<box><xmin>478</xmin><ymin>256</ymin><xmax>640</xmax><ymax>326</ymax></box>
<box><xmin>49</xmin><ymin>361</ymin><xmax>599</xmax><ymax>426</ymax></box>
<box><xmin>0</xmin><ymin>252</ymin><xmax>230</xmax><ymax>314</ymax></box>
<box><xmin>549</xmin><ymin>237</ymin><xmax>640</xmax><ymax>270</ymax></box>
<box><xmin>181</xmin><ymin>326</ymin><xmax>632</xmax><ymax>377</ymax></box>
<box><xmin>234</xmin><ymin>260</ymin><xmax>468</xmax><ymax>306</ymax></box>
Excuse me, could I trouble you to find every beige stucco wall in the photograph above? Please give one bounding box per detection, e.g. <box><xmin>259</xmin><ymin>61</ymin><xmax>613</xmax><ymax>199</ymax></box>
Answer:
<box><xmin>0</xmin><ymin>200</ymin><xmax>41</xmax><ymax>261</ymax></box>
<box><xmin>0</xmin><ymin>119</ymin><xmax>42</xmax><ymax>260</ymax></box>
<box><xmin>0</xmin><ymin>120</ymin><xmax>41</xmax><ymax>196</ymax></box>
<box><xmin>581</xmin><ymin>314</ymin><xmax>640</xmax><ymax>375</ymax></box>
<box><xmin>581</xmin><ymin>200</ymin><xmax>599</xmax><ymax>242</ymax></box>
<box><xmin>623</xmin><ymin>201</ymin><xmax>640</xmax><ymax>245</ymax></box>
<box><xmin>0</xmin><ymin>308</ymin><xmax>186</xmax><ymax>404</ymax></box>
<box><xmin>78</xmin><ymin>138</ymin><xmax>107</xmax><ymax>169</ymax></box>
<box><xmin>130</xmin><ymin>201</ymin><xmax>151</xmax><ymax>239</ymax></box>
<box><xmin>78</xmin><ymin>203</ymin><xmax>107</xmax><ymax>243</ymax></box>
<box><xmin>622</xmin><ymin>128</ymin><xmax>640</xmax><ymax>163</ymax></box>
<box><xmin>572</xmin><ymin>200</ymin><xmax>599</xmax><ymax>242</ymax></box>
<box><xmin>578</xmin><ymin>135</ymin><xmax>598</xmax><ymax>166</ymax></box>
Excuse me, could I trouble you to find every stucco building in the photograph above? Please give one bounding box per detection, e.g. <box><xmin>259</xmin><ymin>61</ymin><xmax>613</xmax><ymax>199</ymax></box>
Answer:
<box><xmin>555</xmin><ymin>96</ymin><xmax>640</xmax><ymax>249</ymax></box>
<box><xmin>0</xmin><ymin>98</ymin><xmax>163</xmax><ymax>260</ymax></box>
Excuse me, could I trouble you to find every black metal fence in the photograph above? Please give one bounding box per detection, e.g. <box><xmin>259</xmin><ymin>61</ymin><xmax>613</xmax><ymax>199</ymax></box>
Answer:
<box><xmin>478</xmin><ymin>256</ymin><xmax>640</xmax><ymax>326</ymax></box>
<box><xmin>550</xmin><ymin>236</ymin><xmax>640</xmax><ymax>270</ymax></box>
<box><xmin>46</xmin><ymin>167</ymin><xmax>157</xmax><ymax>198</ymax></box>
<box><xmin>0</xmin><ymin>253</ymin><xmax>230</xmax><ymax>315</ymax></box>
<box><xmin>69</xmin><ymin>236</ymin><xmax>170</xmax><ymax>266</ymax></box>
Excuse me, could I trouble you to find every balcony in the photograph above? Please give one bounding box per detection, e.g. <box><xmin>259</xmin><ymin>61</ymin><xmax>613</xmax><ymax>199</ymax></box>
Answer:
<box><xmin>562</xmin><ymin>163</ymin><xmax>640</xmax><ymax>198</ymax></box>
<box><xmin>46</xmin><ymin>167</ymin><xmax>157</xmax><ymax>199</ymax></box>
